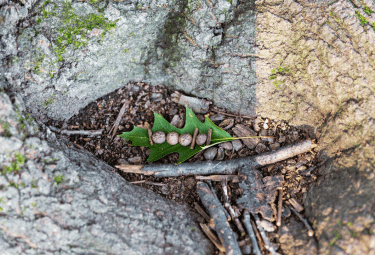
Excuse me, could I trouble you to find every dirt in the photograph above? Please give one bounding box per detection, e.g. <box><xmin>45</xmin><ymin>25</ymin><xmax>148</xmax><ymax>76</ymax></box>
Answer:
<box><xmin>47</xmin><ymin>82</ymin><xmax>322</xmax><ymax>254</ymax></box>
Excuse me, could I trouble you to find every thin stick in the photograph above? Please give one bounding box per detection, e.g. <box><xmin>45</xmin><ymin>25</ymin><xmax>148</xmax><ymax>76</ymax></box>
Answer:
<box><xmin>148</xmin><ymin>128</ymin><xmax>153</xmax><ymax>146</ymax></box>
<box><xmin>253</xmin><ymin>213</ymin><xmax>279</xmax><ymax>255</ymax></box>
<box><xmin>243</xmin><ymin>211</ymin><xmax>262</xmax><ymax>255</ymax></box>
<box><xmin>61</xmin><ymin>129</ymin><xmax>104</xmax><ymax>136</ymax></box>
<box><xmin>221</xmin><ymin>180</ymin><xmax>246</xmax><ymax>236</ymax></box>
<box><xmin>109</xmin><ymin>100</ymin><xmax>129</xmax><ymax>140</ymax></box>
<box><xmin>251</xmin><ymin>219</ymin><xmax>263</xmax><ymax>248</ymax></box>
<box><xmin>190</xmin><ymin>128</ymin><xmax>199</xmax><ymax>150</ymax></box>
<box><xmin>194</xmin><ymin>202</ymin><xmax>211</xmax><ymax>222</ymax></box>
<box><xmin>277</xmin><ymin>188</ymin><xmax>283</xmax><ymax>227</ymax></box>
<box><xmin>211</xmin><ymin>109</ymin><xmax>255</xmax><ymax>119</ymax></box>
<box><xmin>197</xmin><ymin>182</ymin><xmax>242</xmax><ymax>255</ymax></box>
<box><xmin>206</xmin><ymin>128</ymin><xmax>212</xmax><ymax>146</ymax></box>
<box><xmin>195</xmin><ymin>175</ymin><xmax>246</xmax><ymax>183</ymax></box>
<box><xmin>288</xmin><ymin>198</ymin><xmax>304</xmax><ymax>212</ymax></box>
<box><xmin>115</xmin><ymin>140</ymin><xmax>314</xmax><ymax>177</ymax></box>
<box><xmin>200</xmin><ymin>223</ymin><xmax>226</xmax><ymax>252</ymax></box>
<box><xmin>49</xmin><ymin>126</ymin><xmax>104</xmax><ymax>137</ymax></box>
<box><xmin>289</xmin><ymin>207</ymin><xmax>314</xmax><ymax>237</ymax></box>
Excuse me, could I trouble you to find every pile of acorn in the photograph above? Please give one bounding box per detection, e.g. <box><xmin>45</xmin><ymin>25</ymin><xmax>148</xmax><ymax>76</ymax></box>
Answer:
<box><xmin>148</xmin><ymin>128</ymin><xmax>212</xmax><ymax>149</ymax></box>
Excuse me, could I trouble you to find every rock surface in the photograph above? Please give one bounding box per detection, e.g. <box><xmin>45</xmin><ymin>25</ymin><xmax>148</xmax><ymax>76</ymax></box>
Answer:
<box><xmin>0</xmin><ymin>93</ymin><xmax>213</xmax><ymax>254</ymax></box>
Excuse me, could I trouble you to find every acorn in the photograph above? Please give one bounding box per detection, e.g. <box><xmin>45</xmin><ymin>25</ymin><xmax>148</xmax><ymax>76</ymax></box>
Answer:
<box><xmin>167</xmin><ymin>132</ymin><xmax>179</xmax><ymax>145</ymax></box>
<box><xmin>195</xmin><ymin>134</ymin><xmax>207</xmax><ymax>146</ymax></box>
<box><xmin>179</xmin><ymin>133</ymin><xmax>193</xmax><ymax>146</ymax></box>
<box><xmin>152</xmin><ymin>131</ymin><xmax>166</xmax><ymax>144</ymax></box>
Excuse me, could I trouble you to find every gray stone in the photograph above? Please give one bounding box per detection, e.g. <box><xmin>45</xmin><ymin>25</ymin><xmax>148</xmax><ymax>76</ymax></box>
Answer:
<box><xmin>232</xmin><ymin>124</ymin><xmax>259</xmax><ymax>150</ymax></box>
<box><xmin>0</xmin><ymin>93</ymin><xmax>213</xmax><ymax>254</ymax></box>
<box><xmin>204</xmin><ymin>147</ymin><xmax>218</xmax><ymax>161</ymax></box>
<box><xmin>260</xmin><ymin>220</ymin><xmax>276</xmax><ymax>232</ymax></box>
<box><xmin>150</xmin><ymin>93</ymin><xmax>163</xmax><ymax>102</ymax></box>
<box><xmin>255</xmin><ymin>143</ymin><xmax>267</xmax><ymax>154</ymax></box>
<box><xmin>216</xmin><ymin>147</ymin><xmax>224</xmax><ymax>161</ymax></box>
<box><xmin>232</xmin><ymin>139</ymin><xmax>243</xmax><ymax>152</ymax></box>
<box><xmin>219</xmin><ymin>141</ymin><xmax>233</xmax><ymax>150</ymax></box>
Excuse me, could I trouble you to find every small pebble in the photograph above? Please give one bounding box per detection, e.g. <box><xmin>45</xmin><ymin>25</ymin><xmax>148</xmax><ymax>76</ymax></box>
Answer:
<box><xmin>117</xmin><ymin>159</ymin><xmax>128</xmax><ymax>165</ymax></box>
<box><xmin>260</xmin><ymin>220</ymin><xmax>276</xmax><ymax>232</ymax></box>
<box><xmin>150</xmin><ymin>93</ymin><xmax>163</xmax><ymax>102</ymax></box>
<box><xmin>240</xmin><ymin>244</ymin><xmax>252</xmax><ymax>255</ymax></box>
<box><xmin>292</xmin><ymin>131</ymin><xmax>299</xmax><ymax>140</ymax></box>
<box><xmin>255</xmin><ymin>143</ymin><xmax>267</xmax><ymax>153</ymax></box>
<box><xmin>263</xmin><ymin>118</ymin><xmax>269</xmax><ymax>129</ymax></box>
<box><xmin>295</xmin><ymin>160</ymin><xmax>308</xmax><ymax>168</ymax></box>
<box><xmin>170</xmin><ymin>115</ymin><xmax>181</xmax><ymax>127</ymax></box>
<box><xmin>128</xmin><ymin>156</ymin><xmax>142</xmax><ymax>164</ymax></box>
<box><xmin>287</xmin><ymin>159</ymin><xmax>296</xmax><ymax>165</ymax></box>
<box><xmin>270</xmin><ymin>142</ymin><xmax>280</xmax><ymax>150</ymax></box>
<box><xmin>169</xmin><ymin>108</ymin><xmax>178</xmax><ymax>115</ymax></box>
<box><xmin>210</xmin><ymin>114</ymin><xmax>225</xmax><ymax>122</ymax></box>
<box><xmin>219</xmin><ymin>118</ymin><xmax>235</xmax><ymax>130</ymax></box>
<box><xmin>278</xmin><ymin>135</ymin><xmax>286</xmax><ymax>143</ymax></box>
<box><xmin>297</xmin><ymin>165</ymin><xmax>307</xmax><ymax>172</ymax></box>
<box><xmin>216</xmin><ymin>147</ymin><xmax>224</xmax><ymax>160</ymax></box>
<box><xmin>204</xmin><ymin>147</ymin><xmax>218</xmax><ymax>160</ymax></box>
<box><xmin>196</xmin><ymin>114</ymin><xmax>205</xmax><ymax>122</ymax></box>
<box><xmin>219</xmin><ymin>141</ymin><xmax>233</xmax><ymax>150</ymax></box>
<box><xmin>131</xmin><ymin>85</ymin><xmax>140</xmax><ymax>93</ymax></box>
<box><xmin>232</xmin><ymin>139</ymin><xmax>243</xmax><ymax>151</ymax></box>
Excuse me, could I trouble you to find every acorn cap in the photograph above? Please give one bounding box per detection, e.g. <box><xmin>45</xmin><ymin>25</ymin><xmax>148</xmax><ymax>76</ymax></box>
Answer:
<box><xmin>195</xmin><ymin>134</ymin><xmax>207</xmax><ymax>146</ymax></box>
<box><xmin>167</xmin><ymin>132</ymin><xmax>179</xmax><ymax>145</ymax></box>
<box><xmin>179</xmin><ymin>133</ymin><xmax>193</xmax><ymax>146</ymax></box>
<box><xmin>152</xmin><ymin>131</ymin><xmax>166</xmax><ymax>144</ymax></box>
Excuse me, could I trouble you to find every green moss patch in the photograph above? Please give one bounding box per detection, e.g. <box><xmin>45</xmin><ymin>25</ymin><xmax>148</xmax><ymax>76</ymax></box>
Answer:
<box><xmin>35</xmin><ymin>0</ymin><xmax>119</xmax><ymax>62</ymax></box>
<box><xmin>1</xmin><ymin>152</ymin><xmax>27</xmax><ymax>175</ymax></box>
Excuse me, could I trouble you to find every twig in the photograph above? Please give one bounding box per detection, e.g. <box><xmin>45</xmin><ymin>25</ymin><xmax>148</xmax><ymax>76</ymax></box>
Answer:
<box><xmin>148</xmin><ymin>129</ymin><xmax>153</xmax><ymax>146</ymax></box>
<box><xmin>221</xmin><ymin>180</ymin><xmax>246</xmax><ymax>236</ymax></box>
<box><xmin>195</xmin><ymin>174</ymin><xmax>246</xmax><ymax>183</ymax></box>
<box><xmin>289</xmin><ymin>207</ymin><xmax>314</xmax><ymax>237</ymax></box>
<box><xmin>251</xmin><ymin>219</ymin><xmax>263</xmax><ymax>248</ymax></box>
<box><xmin>277</xmin><ymin>188</ymin><xmax>283</xmax><ymax>227</ymax></box>
<box><xmin>49</xmin><ymin>126</ymin><xmax>104</xmax><ymax>137</ymax></box>
<box><xmin>288</xmin><ymin>198</ymin><xmax>304</xmax><ymax>212</ymax></box>
<box><xmin>115</xmin><ymin>140</ymin><xmax>315</xmax><ymax>177</ymax></box>
<box><xmin>200</xmin><ymin>223</ymin><xmax>226</xmax><ymax>252</ymax></box>
<box><xmin>109</xmin><ymin>100</ymin><xmax>129</xmax><ymax>140</ymax></box>
<box><xmin>243</xmin><ymin>211</ymin><xmax>262</xmax><ymax>255</ymax></box>
<box><xmin>206</xmin><ymin>128</ymin><xmax>212</xmax><ymax>146</ymax></box>
<box><xmin>191</xmin><ymin>128</ymin><xmax>199</xmax><ymax>150</ymax></box>
<box><xmin>197</xmin><ymin>182</ymin><xmax>242</xmax><ymax>255</ymax></box>
<box><xmin>252</xmin><ymin>214</ymin><xmax>279</xmax><ymax>255</ymax></box>
<box><xmin>194</xmin><ymin>202</ymin><xmax>211</xmax><ymax>222</ymax></box>
<box><xmin>0</xmin><ymin>225</ymin><xmax>38</xmax><ymax>249</ymax></box>
<box><xmin>211</xmin><ymin>109</ymin><xmax>255</xmax><ymax>119</ymax></box>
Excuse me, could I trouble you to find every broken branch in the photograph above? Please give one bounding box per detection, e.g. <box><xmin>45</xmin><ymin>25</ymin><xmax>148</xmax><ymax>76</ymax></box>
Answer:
<box><xmin>197</xmin><ymin>182</ymin><xmax>242</xmax><ymax>255</ymax></box>
<box><xmin>115</xmin><ymin>140</ymin><xmax>314</xmax><ymax>177</ymax></box>
<box><xmin>109</xmin><ymin>100</ymin><xmax>129</xmax><ymax>140</ymax></box>
<box><xmin>49</xmin><ymin>126</ymin><xmax>104</xmax><ymax>137</ymax></box>
<box><xmin>289</xmin><ymin>206</ymin><xmax>314</xmax><ymax>237</ymax></box>
<box><xmin>253</xmin><ymin>213</ymin><xmax>279</xmax><ymax>255</ymax></box>
<box><xmin>243</xmin><ymin>211</ymin><xmax>262</xmax><ymax>255</ymax></box>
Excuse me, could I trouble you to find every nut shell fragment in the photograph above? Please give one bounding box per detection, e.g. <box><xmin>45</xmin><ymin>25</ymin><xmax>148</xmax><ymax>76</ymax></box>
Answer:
<box><xmin>152</xmin><ymin>131</ymin><xmax>166</xmax><ymax>144</ymax></box>
<box><xmin>179</xmin><ymin>133</ymin><xmax>193</xmax><ymax>146</ymax></box>
<box><xmin>167</xmin><ymin>132</ymin><xmax>179</xmax><ymax>145</ymax></box>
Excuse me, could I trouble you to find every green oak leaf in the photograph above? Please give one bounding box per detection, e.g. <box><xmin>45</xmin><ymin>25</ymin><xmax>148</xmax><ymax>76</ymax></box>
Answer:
<box><xmin>119</xmin><ymin>107</ymin><xmax>235</xmax><ymax>164</ymax></box>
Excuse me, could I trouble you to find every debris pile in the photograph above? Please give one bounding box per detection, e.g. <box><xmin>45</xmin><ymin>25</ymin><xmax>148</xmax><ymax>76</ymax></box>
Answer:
<box><xmin>48</xmin><ymin>83</ymin><xmax>320</xmax><ymax>254</ymax></box>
